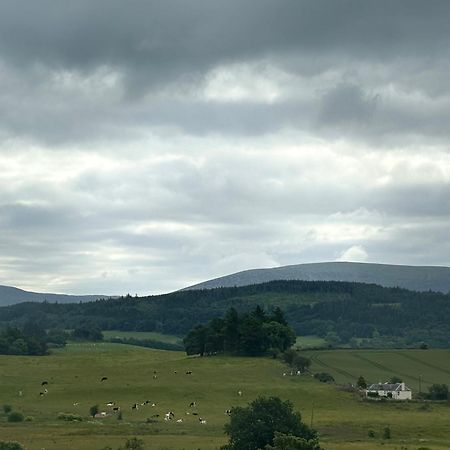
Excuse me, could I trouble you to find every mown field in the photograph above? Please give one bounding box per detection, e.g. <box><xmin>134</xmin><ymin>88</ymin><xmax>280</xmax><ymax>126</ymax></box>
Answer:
<box><xmin>305</xmin><ymin>348</ymin><xmax>450</xmax><ymax>391</ymax></box>
<box><xmin>0</xmin><ymin>344</ymin><xmax>450</xmax><ymax>450</ymax></box>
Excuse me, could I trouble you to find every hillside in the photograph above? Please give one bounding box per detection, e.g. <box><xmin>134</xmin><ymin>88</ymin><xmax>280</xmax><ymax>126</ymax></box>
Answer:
<box><xmin>2</xmin><ymin>280</ymin><xmax>450</xmax><ymax>348</ymax></box>
<box><xmin>0</xmin><ymin>284</ymin><xmax>109</xmax><ymax>307</ymax></box>
<box><xmin>186</xmin><ymin>261</ymin><xmax>450</xmax><ymax>293</ymax></box>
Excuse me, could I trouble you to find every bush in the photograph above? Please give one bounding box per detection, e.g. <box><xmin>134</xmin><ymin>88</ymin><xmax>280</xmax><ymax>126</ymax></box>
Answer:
<box><xmin>24</xmin><ymin>416</ymin><xmax>33</xmax><ymax>422</ymax></box>
<box><xmin>2</xmin><ymin>405</ymin><xmax>12</xmax><ymax>414</ymax></box>
<box><xmin>367</xmin><ymin>430</ymin><xmax>376</xmax><ymax>438</ymax></box>
<box><xmin>57</xmin><ymin>412</ymin><xmax>83</xmax><ymax>422</ymax></box>
<box><xmin>314</xmin><ymin>372</ymin><xmax>335</xmax><ymax>383</ymax></box>
<box><xmin>0</xmin><ymin>442</ymin><xmax>25</xmax><ymax>450</ymax></box>
<box><xmin>383</xmin><ymin>426</ymin><xmax>391</xmax><ymax>439</ymax></box>
<box><xmin>7</xmin><ymin>412</ymin><xmax>24</xmax><ymax>423</ymax></box>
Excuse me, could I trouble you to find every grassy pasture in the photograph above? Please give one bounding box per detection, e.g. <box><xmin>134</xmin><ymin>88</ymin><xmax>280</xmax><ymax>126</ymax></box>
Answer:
<box><xmin>101</xmin><ymin>331</ymin><xmax>182</xmax><ymax>344</ymax></box>
<box><xmin>0</xmin><ymin>344</ymin><xmax>449</xmax><ymax>450</ymax></box>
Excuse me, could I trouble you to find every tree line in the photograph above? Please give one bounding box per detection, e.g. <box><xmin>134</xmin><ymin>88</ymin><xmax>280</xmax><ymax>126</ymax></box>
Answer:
<box><xmin>183</xmin><ymin>306</ymin><xmax>296</xmax><ymax>356</ymax></box>
<box><xmin>1</xmin><ymin>280</ymin><xmax>450</xmax><ymax>349</ymax></box>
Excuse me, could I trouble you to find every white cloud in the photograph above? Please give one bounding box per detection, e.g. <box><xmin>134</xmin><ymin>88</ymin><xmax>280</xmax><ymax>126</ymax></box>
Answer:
<box><xmin>337</xmin><ymin>245</ymin><xmax>369</xmax><ymax>263</ymax></box>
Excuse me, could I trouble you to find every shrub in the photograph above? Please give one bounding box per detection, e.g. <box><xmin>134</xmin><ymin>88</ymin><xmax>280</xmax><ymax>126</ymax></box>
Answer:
<box><xmin>7</xmin><ymin>412</ymin><xmax>24</xmax><ymax>423</ymax></box>
<box><xmin>383</xmin><ymin>426</ymin><xmax>391</xmax><ymax>439</ymax></box>
<box><xmin>57</xmin><ymin>412</ymin><xmax>83</xmax><ymax>422</ymax></box>
<box><xmin>24</xmin><ymin>416</ymin><xmax>33</xmax><ymax>422</ymax></box>
<box><xmin>2</xmin><ymin>405</ymin><xmax>12</xmax><ymax>414</ymax></box>
<box><xmin>314</xmin><ymin>372</ymin><xmax>335</xmax><ymax>383</ymax></box>
<box><xmin>367</xmin><ymin>430</ymin><xmax>376</xmax><ymax>438</ymax></box>
<box><xmin>0</xmin><ymin>442</ymin><xmax>25</xmax><ymax>450</ymax></box>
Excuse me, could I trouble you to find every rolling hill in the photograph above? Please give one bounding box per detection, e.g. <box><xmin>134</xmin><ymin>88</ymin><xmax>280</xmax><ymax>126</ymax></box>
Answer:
<box><xmin>186</xmin><ymin>261</ymin><xmax>450</xmax><ymax>293</ymax></box>
<box><xmin>0</xmin><ymin>284</ymin><xmax>109</xmax><ymax>307</ymax></box>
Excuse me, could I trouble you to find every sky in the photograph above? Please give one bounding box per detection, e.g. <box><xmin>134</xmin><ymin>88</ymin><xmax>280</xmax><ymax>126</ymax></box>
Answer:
<box><xmin>0</xmin><ymin>0</ymin><xmax>450</xmax><ymax>295</ymax></box>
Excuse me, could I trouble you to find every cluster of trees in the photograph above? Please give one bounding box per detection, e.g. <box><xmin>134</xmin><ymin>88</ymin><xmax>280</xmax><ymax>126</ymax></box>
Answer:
<box><xmin>0</xmin><ymin>325</ymin><xmax>68</xmax><ymax>356</ymax></box>
<box><xmin>426</xmin><ymin>384</ymin><xmax>449</xmax><ymax>400</ymax></box>
<box><xmin>2</xmin><ymin>280</ymin><xmax>450</xmax><ymax>349</ymax></box>
<box><xmin>183</xmin><ymin>306</ymin><xmax>296</xmax><ymax>356</ymax></box>
<box><xmin>221</xmin><ymin>396</ymin><xmax>322</xmax><ymax>450</ymax></box>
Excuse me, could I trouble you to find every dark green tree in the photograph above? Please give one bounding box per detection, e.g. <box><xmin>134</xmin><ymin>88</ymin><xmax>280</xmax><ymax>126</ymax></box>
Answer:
<box><xmin>224</xmin><ymin>308</ymin><xmax>240</xmax><ymax>353</ymax></box>
<box><xmin>221</xmin><ymin>396</ymin><xmax>317</xmax><ymax>450</ymax></box>
<box><xmin>428</xmin><ymin>384</ymin><xmax>449</xmax><ymax>400</ymax></box>
<box><xmin>238</xmin><ymin>315</ymin><xmax>268</xmax><ymax>356</ymax></box>
<box><xmin>291</xmin><ymin>355</ymin><xmax>311</xmax><ymax>373</ymax></box>
<box><xmin>270</xmin><ymin>307</ymin><xmax>288</xmax><ymax>326</ymax></box>
<box><xmin>263</xmin><ymin>321</ymin><xmax>296</xmax><ymax>353</ymax></box>
<box><xmin>89</xmin><ymin>405</ymin><xmax>99</xmax><ymax>418</ymax></box>
<box><xmin>357</xmin><ymin>376</ymin><xmax>367</xmax><ymax>389</ymax></box>
<box><xmin>183</xmin><ymin>324</ymin><xmax>209</xmax><ymax>356</ymax></box>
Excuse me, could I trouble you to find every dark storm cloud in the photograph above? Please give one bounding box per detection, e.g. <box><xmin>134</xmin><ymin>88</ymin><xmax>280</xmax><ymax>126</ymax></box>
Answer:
<box><xmin>0</xmin><ymin>1</ymin><xmax>450</xmax><ymax>143</ymax></box>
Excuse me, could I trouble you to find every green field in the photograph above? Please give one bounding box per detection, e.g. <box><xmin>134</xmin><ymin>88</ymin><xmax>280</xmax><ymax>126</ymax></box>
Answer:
<box><xmin>101</xmin><ymin>331</ymin><xmax>182</xmax><ymax>345</ymax></box>
<box><xmin>295</xmin><ymin>335</ymin><xmax>327</xmax><ymax>349</ymax></box>
<box><xmin>1</xmin><ymin>345</ymin><xmax>450</xmax><ymax>450</ymax></box>
<box><xmin>305</xmin><ymin>348</ymin><xmax>450</xmax><ymax>391</ymax></box>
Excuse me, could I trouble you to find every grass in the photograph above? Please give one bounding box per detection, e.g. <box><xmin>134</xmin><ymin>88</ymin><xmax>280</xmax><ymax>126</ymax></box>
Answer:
<box><xmin>295</xmin><ymin>335</ymin><xmax>327</xmax><ymax>349</ymax></box>
<box><xmin>0</xmin><ymin>344</ymin><xmax>449</xmax><ymax>450</ymax></box>
<box><xmin>101</xmin><ymin>331</ymin><xmax>182</xmax><ymax>345</ymax></box>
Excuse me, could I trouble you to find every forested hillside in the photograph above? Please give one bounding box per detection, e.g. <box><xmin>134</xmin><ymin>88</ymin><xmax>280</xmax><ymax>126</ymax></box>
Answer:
<box><xmin>1</xmin><ymin>280</ymin><xmax>450</xmax><ymax>347</ymax></box>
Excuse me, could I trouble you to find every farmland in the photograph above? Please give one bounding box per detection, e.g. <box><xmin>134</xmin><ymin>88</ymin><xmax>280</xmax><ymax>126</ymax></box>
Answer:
<box><xmin>0</xmin><ymin>344</ymin><xmax>449</xmax><ymax>450</ymax></box>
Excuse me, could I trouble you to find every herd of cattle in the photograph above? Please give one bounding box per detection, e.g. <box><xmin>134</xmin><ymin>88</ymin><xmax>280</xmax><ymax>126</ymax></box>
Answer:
<box><xmin>31</xmin><ymin>371</ymin><xmax>240</xmax><ymax>425</ymax></box>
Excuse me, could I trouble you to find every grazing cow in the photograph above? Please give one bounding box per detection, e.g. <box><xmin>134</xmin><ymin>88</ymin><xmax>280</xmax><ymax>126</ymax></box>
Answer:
<box><xmin>153</xmin><ymin>375</ymin><xmax>157</xmax><ymax>379</ymax></box>
<box><xmin>189</xmin><ymin>401</ymin><xmax>196</xmax><ymax>408</ymax></box>
<box><xmin>199</xmin><ymin>417</ymin><xmax>207</xmax><ymax>424</ymax></box>
<box><xmin>73</xmin><ymin>402</ymin><xmax>79</xmax><ymax>406</ymax></box>
<box><xmin>151</xmin><ymin>414</ymin><xmax>159</xmax><ymax>418</ymax></box>
<box><xmin>101</xmin><ymin>377</ymin><xmax>108</xmax><ymax>382</ymax></box>
<box><xmin>185</xmin><ymin>371</ymin><xmax>192</xmax><ymax>375</ymax></box>
<box><xmin>112</xmin><ymin>407</ymin><xmax>120</xmax><ymax>412</ymax></box>
<box><xmin>131</xmin><ymin>403</ymin><xmax>139</xmax><ymax>410</ymax></box>
<box><xmin>106</xmin><ymin>402</ymin><xmax>115</xmax><ymax>407</ymax></box>
<box><xmin>151</xmin><ymin>403</ymin><xmax>156</xmax><ymax>407</ymax></box>
<box><xmin>225</xmin><ymin>409</ymin><xmax>232</xmax><ymax>415</ymax></box>
<box><xmin>174</xmin><ymin>371</ymin><xmax>177</xmax><ymax>374</ymax></box>
<box><xmin>39</xmin><ymin>392</ymin><xmax>44</xmax><ymax>397</ymax></box>
<box><xmin>18</xmin><ymin>391</ymin><xmax>23</xmax><ymax>397</ymax></box>
<box><xmin>176</xmin><ymin>419</ymin><xmax>183</xmax><ymax>423</ymax></box>
<box><xmin>41</xmin><ymin>381</ymin><xmax>48</xmax><ymax>386</ymax></box>
<box><xmin>192</xmin><ymin>412</ymin><xmax>198</xmax><ymax>416</ymax></box>
<box><xmin>44</xmin><ymin>389</ymin><xmax>48</xmax><ymax>394</ymax></box>
<box><xmin>238</xmin><ymin>390</ymin><xmax>242</xmax><ymax>396</ymax></box>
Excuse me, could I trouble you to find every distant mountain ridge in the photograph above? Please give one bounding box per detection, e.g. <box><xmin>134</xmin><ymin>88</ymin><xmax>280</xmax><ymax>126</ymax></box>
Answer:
<box><xmin>186</xmin><ymin>262</ymin><xmax>450</xmax><ymax>293</ymax></box>
<box><xmin>0</xmin><ymin>285</ymin><xmax>108</xmax><ymax>307</ymax></box>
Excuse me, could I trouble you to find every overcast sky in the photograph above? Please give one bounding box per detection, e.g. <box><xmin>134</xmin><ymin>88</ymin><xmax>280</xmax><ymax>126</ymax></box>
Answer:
<box><xmin>0</xmin><ymin>0</ymin><xmax>450</xmax><ymax>295</ymax></box>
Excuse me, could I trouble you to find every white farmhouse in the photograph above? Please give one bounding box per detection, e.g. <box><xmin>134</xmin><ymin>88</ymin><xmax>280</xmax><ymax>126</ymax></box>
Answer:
<box><xmin>366</xmin><ymin>382</ymin><xmax>412</xmax><ymax>400</ymax></box>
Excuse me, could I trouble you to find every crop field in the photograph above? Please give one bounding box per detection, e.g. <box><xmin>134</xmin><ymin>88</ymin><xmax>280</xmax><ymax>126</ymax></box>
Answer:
<box><xmin>0</xmin><ymin>344</ymin><xmax>450</xmax><ymax>450</ymax></box>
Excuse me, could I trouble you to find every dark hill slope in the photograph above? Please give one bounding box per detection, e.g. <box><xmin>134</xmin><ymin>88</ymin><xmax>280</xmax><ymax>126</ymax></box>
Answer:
<box><xmin>0</xmin><ymin>285</ymin><xmax>108</xmax><ymax>307</ymax></box>
<box><xmin>186</xmin><ymin>262</ymin><xmax>450</xmax><ymax>293</ymax></box>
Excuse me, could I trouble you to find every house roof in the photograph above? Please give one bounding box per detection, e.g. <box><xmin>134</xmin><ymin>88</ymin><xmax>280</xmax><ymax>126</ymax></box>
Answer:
<box><xmin>367</xmin><ymin>382</ymin><xmax>411</xmax><ymax>392</ymax></box>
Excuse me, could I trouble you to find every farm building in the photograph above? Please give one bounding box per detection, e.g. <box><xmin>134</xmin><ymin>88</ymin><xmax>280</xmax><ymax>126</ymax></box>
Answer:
<box><xmin>366</xmin><ymin>382</ymin><xmax>412</xmax><ymax>400</ymax></box>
